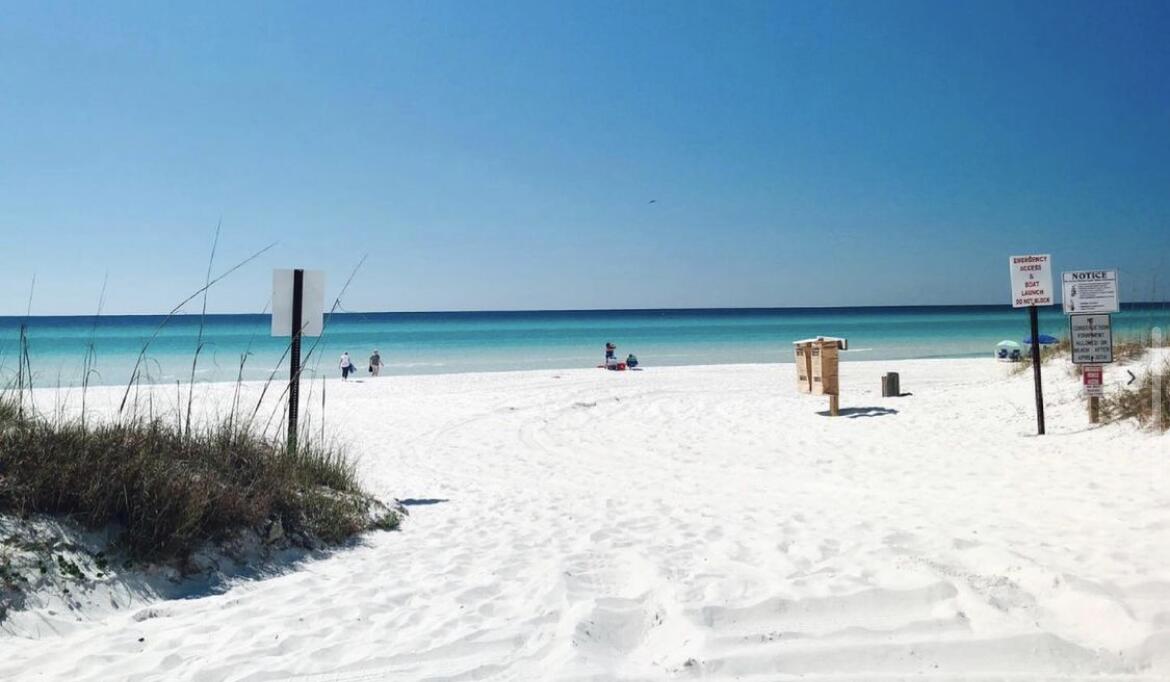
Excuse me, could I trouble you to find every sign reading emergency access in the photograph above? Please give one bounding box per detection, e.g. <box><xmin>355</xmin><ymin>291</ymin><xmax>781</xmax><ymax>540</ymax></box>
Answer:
<box><xmin>1070</xmin><ymin>314</ymin><xmax>1113</xmax><ymax>364</ymax></box>
<box><xmin>1009</xmin><ymin>254</ymin><xmax>1054</xmax><ymax>308</ymax></box>
<box><xmin>1082</xmin><ymin>364</ymin><xmax>1104</xmax><ymax>397</ymax></box>
<box><xmin>1062</xmin><ymin>270</ymin><xmax>1119</xmax><ymax>315</ymax></box>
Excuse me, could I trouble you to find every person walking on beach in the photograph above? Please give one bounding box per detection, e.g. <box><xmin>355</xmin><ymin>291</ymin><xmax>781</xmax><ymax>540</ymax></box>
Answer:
<box><xmin>340</xmin><ymin>351</ymin><xmax>354</xmax><ymax>381</ymax></box>
<box><xmin>368</xmin><ymin>349</ymin><xmax>384</xmax><ymax>377</ymax></box>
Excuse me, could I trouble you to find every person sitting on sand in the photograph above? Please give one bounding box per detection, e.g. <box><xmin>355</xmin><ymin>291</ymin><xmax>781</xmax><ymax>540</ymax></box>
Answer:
<box><xmin>369</xmin><ymin>349</ymin><xmax>384</xmax><ymax>376</ymax></box>
<box><xmin>340</xmin><ymin>352</ymin><xmax>354</xmax><ymax>381</ymax></box>
<box><xmin>626</xmin><ymin>353</ymin><xmax>638</xmax><ymax>368</ymax></box>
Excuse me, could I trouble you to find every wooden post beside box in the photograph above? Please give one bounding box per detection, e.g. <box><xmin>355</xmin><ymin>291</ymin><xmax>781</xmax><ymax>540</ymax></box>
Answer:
<box><xmin>794</xmin><ymin>344</ymin><xmax>813</xmax><ymax>393</ymax></box>
<box><xmin>793</xmin><ymin>337</ymin><xmax>847</xmax><ymax>415</ymax></box>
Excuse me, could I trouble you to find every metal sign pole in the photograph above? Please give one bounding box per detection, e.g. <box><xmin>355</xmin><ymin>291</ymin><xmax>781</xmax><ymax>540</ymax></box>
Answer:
<box><xmin>1029</xmin><ymin>305</ymin><xmax>1046</xmax><ymax>435</ymax></box>
<box><xmin>288</xmin><ymin>268</ymin><xmax>304</xmax><ymax>452</ymax></box>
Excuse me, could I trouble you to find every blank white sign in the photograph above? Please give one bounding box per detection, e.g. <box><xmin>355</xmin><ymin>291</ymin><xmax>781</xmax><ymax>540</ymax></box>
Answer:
<box><xmin>272</xmin><ymin>269</ymin><xmax>325</xmax><ymax>337</ymax></box>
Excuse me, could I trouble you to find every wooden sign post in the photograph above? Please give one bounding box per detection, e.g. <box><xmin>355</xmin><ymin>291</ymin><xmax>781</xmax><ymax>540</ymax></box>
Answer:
<box><xmin>1082</xmin><ymin>365</ymin><xmax>1104</xmax><ymax>423</ymax></box>
<box><xmin>1070</xmin><ymin>314</ymin><xmax>1113</xmax><ymax>426</ymax></box>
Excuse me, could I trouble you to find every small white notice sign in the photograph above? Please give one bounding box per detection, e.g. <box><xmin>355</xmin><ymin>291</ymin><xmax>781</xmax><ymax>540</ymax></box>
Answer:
<box><xmin>272</xmin><ymin>269</ymin><xmax>326</xmax><ymax>337</ymax></box>
<box><xmin>1062</xmin><ymin>270</ymin><xmax>1118</xmax><ymax>315</ymax></box>
<box><xmin>1009</xmin><ymin>254</ymin><xmax>1054</xmax><ymax>308</ymax></box>
<box><xmin>1070</xmin><ymin>314</ymin><xmax>1113</xmax><ymax>365</ymax></box>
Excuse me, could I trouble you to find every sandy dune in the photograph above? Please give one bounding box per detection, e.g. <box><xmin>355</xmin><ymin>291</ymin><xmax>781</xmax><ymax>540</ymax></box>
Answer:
<box><xmin>3</xmin><ymin>358</ymin><xmax>1169</xmax><ymax>680</ymax></box>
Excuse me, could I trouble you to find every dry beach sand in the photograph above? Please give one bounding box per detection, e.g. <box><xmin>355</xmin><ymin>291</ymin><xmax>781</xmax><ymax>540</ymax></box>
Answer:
<box><xmin>3</xmin><ymin>357</ymin><xmax>1169</xmax><ymax>680</ymax></box>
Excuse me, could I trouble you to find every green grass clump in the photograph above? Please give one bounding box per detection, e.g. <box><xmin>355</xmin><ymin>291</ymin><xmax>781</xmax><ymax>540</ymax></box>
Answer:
<box><xmin>1010</xmin><ymin>342</ymin><xmax>1066</xmax><ymax>374</ymax></box>
<box><xmin>1101</xmin><ymin>361</ymin><xmax>1170</xmax><ymax>432</ymax></box>
<box><xmin>0</xmin><ymin>397</ymin><xmax>396</xmax><ymax>561</ymax></box>
<box><xmin>1015</xmin><ymin>333</ymin><xmax>1162</xmax><ymax>376</ymax></box>
<box><xmin>1113</xmin><ymin>336</ymin><xmax>1159</xmax><ymax>364</ymax></box>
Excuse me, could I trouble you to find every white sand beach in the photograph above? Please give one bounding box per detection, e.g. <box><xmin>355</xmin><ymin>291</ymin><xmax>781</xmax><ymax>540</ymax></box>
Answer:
<box><xmin>3</xmin><ymin>357</ymin><xmax>1169</xmax><ymax>680</ymax></box>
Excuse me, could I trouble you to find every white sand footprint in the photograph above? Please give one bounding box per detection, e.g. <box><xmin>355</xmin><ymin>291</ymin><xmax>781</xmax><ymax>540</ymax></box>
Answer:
<box><xmin>559</xmin><ymin>545</ymin><xmax>667</xmax><ymax>669</ymax></box>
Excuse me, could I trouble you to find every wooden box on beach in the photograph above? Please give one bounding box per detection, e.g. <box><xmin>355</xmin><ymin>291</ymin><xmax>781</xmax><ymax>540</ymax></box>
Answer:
<box><xmin>793</xmin><ymin>337</ymin><xmax>847</xmax><ymax>397</ymax></box>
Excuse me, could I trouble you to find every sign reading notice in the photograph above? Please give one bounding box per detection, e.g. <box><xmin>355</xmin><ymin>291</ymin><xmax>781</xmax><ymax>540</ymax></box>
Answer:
<box><xmin>1009</xmin><ymin>254</ymin><xmax>1054</xmax><ymax>308</ymax></box>
<box><xmin>1082</xmin><ymin>364</ymin><xmax>1104</xmax><ymax>397</ymax></box>
<box><xmin>1070</xmin><ymin>313</ymin><xmax>1113</xmax><ymax>364</ymax></box>
<box><xmin>1062</xmin><ymin>270</ymin><xmax>1119</xmax><ymax>315</ymax></box>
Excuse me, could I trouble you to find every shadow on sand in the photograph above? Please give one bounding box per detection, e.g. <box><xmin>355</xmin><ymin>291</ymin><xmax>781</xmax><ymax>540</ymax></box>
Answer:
<box><xmin>816</xmin><ymin>406</ymin><xmax>900</xmax><ymax>418</ymax></box>
<box><xmin>400</xmin><ymin>498</ymin><xmax>449</xmax><ymax>507</ymax></box>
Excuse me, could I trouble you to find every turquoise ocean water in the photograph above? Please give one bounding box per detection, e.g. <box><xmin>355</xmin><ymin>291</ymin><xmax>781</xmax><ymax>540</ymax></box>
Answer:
<box><xmin>2</xmin><ymin>305</ymin><xmax>1168</xmax><ymax>387</ymax></box>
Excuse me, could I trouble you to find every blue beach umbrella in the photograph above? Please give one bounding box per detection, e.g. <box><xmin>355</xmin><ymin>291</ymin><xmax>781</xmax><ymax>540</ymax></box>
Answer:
<box><xmin>1023</xmin><ymin>334</ymin><xmax>1059</xmax><ymax>345</ymax></box>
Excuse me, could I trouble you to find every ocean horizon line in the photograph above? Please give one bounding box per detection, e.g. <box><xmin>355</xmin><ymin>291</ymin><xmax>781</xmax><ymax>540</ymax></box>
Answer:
<box><xmin>5</xmin><ymin>300</ymin><xmax>1170</xmax><ymax>321</ymax></box>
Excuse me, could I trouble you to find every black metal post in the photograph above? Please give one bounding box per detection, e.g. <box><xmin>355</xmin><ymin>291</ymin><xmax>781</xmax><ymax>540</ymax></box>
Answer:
<box><xmin>1029</xmin><ymin>305</ymin><xmax>1045</xmax><ymax>435</ymax></box>
<box><xmin>288</xmin><ymin>268</ymin><xmax>304</xmax><ymax>451</ymax></box>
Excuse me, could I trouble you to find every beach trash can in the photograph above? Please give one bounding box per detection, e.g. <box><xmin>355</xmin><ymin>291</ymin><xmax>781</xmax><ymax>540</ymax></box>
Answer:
<box><xmin>882</xmin><ymin>372</ymin><xmax>900</xmax><ymax>397</ymax></box>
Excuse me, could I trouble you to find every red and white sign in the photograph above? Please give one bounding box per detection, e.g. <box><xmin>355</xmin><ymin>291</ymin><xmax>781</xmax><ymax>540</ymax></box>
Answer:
<box><xmin>1009</xmin><ymin>254</ymin><xmax>1054</xmax><ymax>308</ymax></box>
<box><xmin>1083</xmin><ymin>364</ymin><xmax>1104</xmax><ymax>397</ymax></box>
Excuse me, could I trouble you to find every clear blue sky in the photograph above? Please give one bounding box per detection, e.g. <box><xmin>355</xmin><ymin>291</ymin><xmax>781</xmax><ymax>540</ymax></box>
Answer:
<box><xmin>2</xmin><ymin>1</ymin><xmax>1168</xmax><ymax>315</ymax></box>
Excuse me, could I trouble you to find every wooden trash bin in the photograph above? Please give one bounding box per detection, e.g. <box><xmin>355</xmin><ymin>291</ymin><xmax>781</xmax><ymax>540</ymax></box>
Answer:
<box><xmin>793</xmin><ymin>337</ymin><xmax>847</xmax><ymax>415</ymax></box>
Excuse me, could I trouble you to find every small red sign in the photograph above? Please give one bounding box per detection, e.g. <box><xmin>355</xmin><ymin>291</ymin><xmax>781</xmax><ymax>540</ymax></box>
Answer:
<box><xmin>1083</xmin><ymin>365</ymin><xmax>1104</xmax><ymax>397</ymax></box>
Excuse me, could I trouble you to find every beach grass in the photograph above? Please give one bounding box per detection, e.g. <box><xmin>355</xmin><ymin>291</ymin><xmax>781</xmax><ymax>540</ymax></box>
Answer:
<box><xmin>0</xmin><ymin>394</ymin><xmax>398</xmax><ymax>561</ymax></box>
<box><xmin>1010</xmin><ymin>327</ymin><xmax>1170</xmax><ymax>431</ymax></box>
<box><xmin>1009</xmin><ymin>338</ymin><xmax>1068</xmax><ymax>374</ymax></box>
<box><xmin>0</xmin><ymin>242</ymin><xmax>393</xmax><ymax>567</ymax></box>
<box><xmin>1101</xmin><ymin>359</ymin><xmax>1170</xmax><ymax>431</ymax></box>
<box><xmin>1014</xmin><ymin>333</ymin><xmax>1161</xmax><ymax>376</ymax></box>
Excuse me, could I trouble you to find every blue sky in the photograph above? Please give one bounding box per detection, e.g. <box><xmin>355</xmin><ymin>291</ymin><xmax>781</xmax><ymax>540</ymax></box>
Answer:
<box><xmin>1</xmin><ymin>1</ymin><xmax>1168</xmax><ymax>314</ymax></box>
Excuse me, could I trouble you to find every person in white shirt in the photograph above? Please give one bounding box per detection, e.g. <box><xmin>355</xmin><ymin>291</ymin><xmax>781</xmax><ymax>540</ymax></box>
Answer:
<box><xmin>340</xmin><ymin>352</ymin><xmax>353</xmax><ymax>381</ymax></box>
